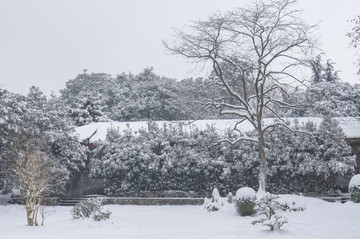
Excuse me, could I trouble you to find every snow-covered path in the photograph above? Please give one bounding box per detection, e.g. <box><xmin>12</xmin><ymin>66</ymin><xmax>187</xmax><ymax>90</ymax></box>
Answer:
<box><xmin>1</xmin><ymin>195</ymin><xmax>360</xmax><ymax>239</ymax></box>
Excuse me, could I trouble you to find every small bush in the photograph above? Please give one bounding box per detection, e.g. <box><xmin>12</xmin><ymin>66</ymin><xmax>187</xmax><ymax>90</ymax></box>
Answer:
<box><xmin>204</xmin><ymin>188</ymin><xmax>226</xmax><ymax>212</ymax></box>
<box><xmin>235</xmin><ymin>198</ymin><xmax>256</xmax><ymax>216</ymax></box>
<box><xmin>93</xmin><ymin>210</ymin><xmax>112</xmax><ymax>221</ymax></box>
<box><xmin>350</xmin><ymin>186</ymin><xmax>360</xmax><ymax>203</ymax></box>
<box><xmin>234</xmin><ymin>187</ymin><xmax>256</xmax><ymax>216</ymax></box>
<box><xmin>282</xmin><ymin>201</ymin><xmax>305</xmax><ymax>212</ymax></box>
<box><xmin>71</xmin><ymin>199</ymin><xmax>111</xmax><ymax>221</ymax></box>
<box><xmin>349</xmin><ymin>175</ymin><xmax>360</xmax><ymax>203</ymax></box>
<box><xmin>251</xmin><ymin>194</ymin><xmax>288</xmax><ymax>231</ymax></box>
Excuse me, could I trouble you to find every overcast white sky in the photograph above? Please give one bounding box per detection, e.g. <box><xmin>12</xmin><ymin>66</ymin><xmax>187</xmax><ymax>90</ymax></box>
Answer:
<box><xmin>0</xmin><ymin>0</ymin><xmax>359</xmax><ymax>96</ymax></box>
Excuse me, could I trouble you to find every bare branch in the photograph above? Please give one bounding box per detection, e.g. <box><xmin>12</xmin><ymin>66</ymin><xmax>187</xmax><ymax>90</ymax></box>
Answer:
<box><xmin>164</xmin><ymin>0</ymin><xmax>318</xmax><ymax>193</ymax></box>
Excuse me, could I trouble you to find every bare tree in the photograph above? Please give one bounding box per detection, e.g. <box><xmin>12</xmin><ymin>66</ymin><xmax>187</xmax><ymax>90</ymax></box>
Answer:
<box><xmin>11</xmin><ymin>130</ymin><xmax>64</xmax><ymax>226</ymax></box>
<box><xmin>347</xmin><ymin>15</ymin><xmax>360</xmax><ymax>75</ymax></box>
<box><xmin>164</xmin><ymin>0</ymin><xmax>317</xmax><ymax>194</ymax></box>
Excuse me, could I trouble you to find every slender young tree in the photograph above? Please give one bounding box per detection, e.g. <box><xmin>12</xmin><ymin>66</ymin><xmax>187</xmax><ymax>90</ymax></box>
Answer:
<box><xmin>309</xmin><ymin>55</ymin><xmax>323</xmax><ymax>84</ymax></box>
<box><xmin>164</xmin><ymin>0</ymin><xmax>317</xmax><ymax>194</ymax></box>
<box><xmin>11</xmin><ymin>130</ymin><xmax>65</xmax><ymax>226</ymax></box>
<box><xmin>347</xmin><ymin>15</ymin><xmax>360</xmax><ymax>75</ymax></box>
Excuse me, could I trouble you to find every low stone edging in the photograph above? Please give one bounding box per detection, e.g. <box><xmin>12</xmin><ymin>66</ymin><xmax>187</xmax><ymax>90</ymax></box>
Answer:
<box><xmin>102</xmin><ymin>197</ymin><xmax>204</xmax><ymax>206</ymax></box>
<box><xmin>9</xmin><ymin>196</ymin><xmax>60</xmax><ymax>206</ymax></box>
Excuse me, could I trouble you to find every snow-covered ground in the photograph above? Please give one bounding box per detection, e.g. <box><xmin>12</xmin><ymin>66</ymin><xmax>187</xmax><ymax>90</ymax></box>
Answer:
<box><xmin>1</xmin><ymin>195</ymin><xmax>360</xmax><ymax>239</ymax></box>
<box><xmin>75</xmin><ymin>117</ymin><xmax>360</xmax><ymax>141</ymax></box>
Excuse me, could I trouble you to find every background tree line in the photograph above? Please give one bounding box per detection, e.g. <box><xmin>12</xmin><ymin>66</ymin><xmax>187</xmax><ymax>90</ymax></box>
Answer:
<box><xmin>59</xmin><ymin>65</ymin><xmax>360</xmax><ymax>127</ymax></box>
<box><xmin>1</xmin><ymin>58</ymin><xmax>359</xmax><ymax>196</ymax></box>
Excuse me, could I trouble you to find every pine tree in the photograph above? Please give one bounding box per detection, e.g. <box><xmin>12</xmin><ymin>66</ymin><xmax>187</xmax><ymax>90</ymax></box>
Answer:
<box><xmin>310</xmin><ymin>55</ymin><xmax>324</xmax><ymax>84</ymax></box>
<box><xmin>61</xmin><ymin>72</ymin><xmax>111</xmax><ymax>125</ymax></box>
<box><xmin>69</xmin><ymin>91</ymin><xmax>108</xmax><ymax>126</ymax></box>
<box><xmin>286</xmin><ymin>82</ymin><xmax>360</xmax><ymax>117</ymax></box>
<box><xmin>1</xmin><ymin>87</ymin><xmax>86</xmax><ymax>195</ymax></box>
<box><xmin>0</xmin><ymin>89</ymin><xmax>27</xmax><ymax>192</ymax></box>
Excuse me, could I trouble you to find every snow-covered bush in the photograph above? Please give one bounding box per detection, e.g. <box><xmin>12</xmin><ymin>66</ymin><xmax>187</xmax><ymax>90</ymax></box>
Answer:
<box><xmin>235</xmin><ymin>187</ymin><xmax>256</xmax><ymax>216</ymax></box>
<box><xmin>251</xmin><ymin>194</ymin><xmax>305</xmax><ymax>231</ymax></box>
<box><xmin>252</xmin><ymin>194</ymin><xmax>288</xmax><ymax>231</ymax></box>
<box><xmin>92</xmin><ymin>117</ymin><xmax>354</xmax><ymax>196</ymax></box>
<box><xmin>236</xmin><ymin>199</ymin><xmax>256</xmax><ymax>216</ymax></box>
<box><xmin>92</xmin><ymin>123</ymin><xmax>255</xmax><ymax>196</ymax></box>
<box><xmin>92</xmin><ymin>210</ymin><xmax>112</xmax><ymax>221</ymax></box>
<box><xmin>266</xmin><ymin>118</ymin><xmax>355</xmax><ymax>194</ymax></box>
<box><xmin>349</xmin><ymin>174</ymin><xmax>360</xmax><ymax>203</ymax></box>
<box><xmin>235</xmin><ymin>187</ymin><xmax>256</xmax><ymax>200</ymax></box>
<box><xmin>204</xmin><ymin>188</ymin><xmax>226</xmax><ymax>212</ymax></box>
<box><xmin>71</xmin><ymin>199</ymin><xmax>111</xmax><ymax>221</ymax></box>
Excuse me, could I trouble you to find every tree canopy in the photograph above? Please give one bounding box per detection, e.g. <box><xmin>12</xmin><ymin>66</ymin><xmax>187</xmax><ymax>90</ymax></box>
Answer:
<box><xmin>164</xmin><ymin>0</ymin><xmax>318</xmax><ymax>193</ymax></box>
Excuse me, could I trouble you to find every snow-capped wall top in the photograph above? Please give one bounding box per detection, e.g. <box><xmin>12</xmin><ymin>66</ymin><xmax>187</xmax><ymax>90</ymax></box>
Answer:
<box><xmin>335</xmin><ymin>117</ymin><xmax>360</xmax><ymax>138</ymax></box>
<box><xmin>75</xmin><ymin>117</ymin><xmax>360</xmax><ymax>141</ymax></box>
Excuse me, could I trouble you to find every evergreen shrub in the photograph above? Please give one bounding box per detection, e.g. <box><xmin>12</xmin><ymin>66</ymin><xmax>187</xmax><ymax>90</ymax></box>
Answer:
<box><xmin>235</xmin><ymin>198</ymin><xmax>256</xmax><ymax>216</ymax></box>
<box><xmin>204</xmin><ymin>188</ymin><xmax>224</xmax><ymax>212</ymax></box>
<box><xmin>349</xmin><ymin>174</ymin><xmax>360</xmax><ymax>203</ymax></box>
<box><xmin>350</xmin><ymin>187</ymin><xmax>360</xmax><ymax>203</ymax></box>
<box><xmin>235</xmin><ymin>187</ymin><xmax>256</xmax><ymax>216</ymax></box>
<box><xmin>71</xmin><ymin>199</ymin><xmax>111</xmax><ymax>221</ymax></box>
<box><xmin>251</xmin><ymin>194</ymin><xmax>288</xmax><ymax>231</ymax></box>
<box><xmin>92</xmin><ymin>119</ymin><xmax>355</xmax><ymax>196</ymax></box>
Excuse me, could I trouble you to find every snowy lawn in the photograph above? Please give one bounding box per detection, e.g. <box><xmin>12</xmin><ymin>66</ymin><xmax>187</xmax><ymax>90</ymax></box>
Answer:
<box><xmin>1</xmin><ymin>195</ymin><xmax>360</xmax><ymax>239</ymax></box>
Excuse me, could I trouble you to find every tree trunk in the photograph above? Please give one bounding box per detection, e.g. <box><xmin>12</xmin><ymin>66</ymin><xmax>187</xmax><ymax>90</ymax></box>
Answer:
<box><xmin>257</xmin><ymin>132</ymin><xmax>267</xmax><ymax>196</ymax></box>
<box><xmin>26</xmin><ymin>208</ymin><xmax>34</xmax><ymax>226</ymax></box>
<box><xmin>25</xmin><ymin>194</ymin><xmax>39</xmax><ymax>226</ymax></box>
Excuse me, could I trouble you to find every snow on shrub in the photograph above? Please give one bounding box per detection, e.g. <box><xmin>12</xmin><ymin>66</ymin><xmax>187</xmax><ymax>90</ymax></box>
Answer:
<box><xmin>92</xmin><ymin>118</ymin><xmax>355</xmax><ymax>196</ymax></box>
<box><xmin>71</xmin><ymin>199</ymin><xmax>111</xmax><ymax>221</ymax></box>
<box><xmin>266</xmin><ymin>117</ymin><xmax>355</xmax><ymax>194</ymax></box>
<box><xmin>227</xmin><ymin>192</ymin><xmax>234</xmax><ymax>204</ymax></box>
<box><xmin>204</xmin><ymin>188</ymin><xmax>230</xmax><ymax>212</ymax></box>
<box><xmin>252</xmin><ymin>194</ymin><xmax>288</xmax><ymax>231</ymax></box>
<box><xmin>235</xmin><ymin>187</ymin><xmax>256</xmax><ymax>216</ymax></box>
<box><xmin>235</xmin><ymin>187</ymin><xmax>256</xmax><ymax>200</ymax></box>
<box><xmin>251</xmin><ymin>194</ymin><xmax>305</xmax><ymax>231</ymax></box>
<box><xmin>349</xmin><ymin>174</ymin><xmax>360</xmax><ymax>203</ymax></box>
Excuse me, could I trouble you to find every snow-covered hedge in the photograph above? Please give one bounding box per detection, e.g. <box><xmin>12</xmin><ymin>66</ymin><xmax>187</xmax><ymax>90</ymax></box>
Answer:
<box><xmin>266</xmin><ymin>117</ymin><xmax>355</xmax><ymax>194</ymax></box>
<box><xmin>92</xmin><ymin>122</ymin><xmax>256</xmax><ymax>196</ymax></box>
<box><xmin>91</xmin><ymin>119</ymin><xmax>355</xmax><ymax>196</ymax></box>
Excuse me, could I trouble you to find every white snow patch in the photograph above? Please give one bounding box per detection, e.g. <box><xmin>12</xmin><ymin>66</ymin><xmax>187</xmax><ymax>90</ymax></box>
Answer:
<box><xmin>336</xmin><ymin>117</ymin><xmax>360</xmax><ymax>138</ymax></box>
<box><xmin>0</xmin><ymin>195</ymin><xmax>11</xmax><ymax>205</ymax></box>
<box><xmin>235</xmin><ymin>187</ymin><xmax>256</xmax><ymax>200</ymax></box>
<box><xmin>75</xmin><ymin>117</ymin><xmax>360</xmax><ymax>142</ymax></box>
<box><xmin>1</xmin><ymin>195</ymin><xmax>360</xmax><ymax>239</ymax></box>
<box><xmin>212</xmin><ymin>188</ymin><xmax>221</xmax><ymax>201</ymax></box>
